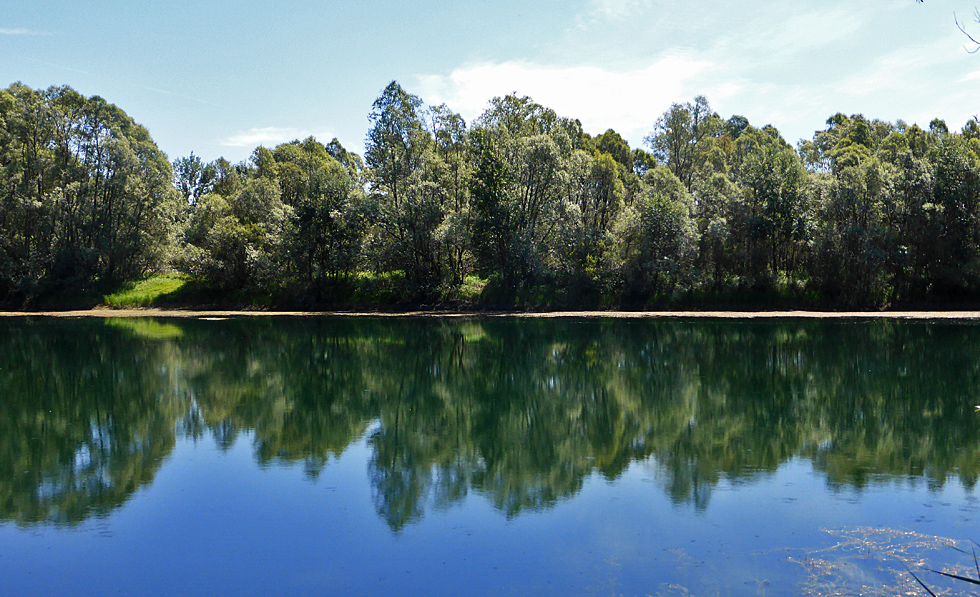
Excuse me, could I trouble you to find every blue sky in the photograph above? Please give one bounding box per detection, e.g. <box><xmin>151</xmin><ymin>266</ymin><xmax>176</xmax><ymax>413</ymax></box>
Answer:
<box><xmin>4</xmin><ymin>0</ymin><xmax>979</xmax><ymax>163</ymax></box>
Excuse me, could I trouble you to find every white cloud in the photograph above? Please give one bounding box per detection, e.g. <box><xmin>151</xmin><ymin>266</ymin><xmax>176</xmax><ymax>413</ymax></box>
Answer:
<box><xmin>959</xmin><ymin>69</ymin><xmax>980</xmax><ymax>82</ymax></box>
<box><xmin>752</xmin><ymin>6</ymin><xmax>871</xmax><ymax>56</ymax></box>
<box><xmin>412</xmin><ymin>1</ymin><xmax>979</xmax><ymax>150</ymax></box>
<box><xmin>833</xmin><ymin>34</ymin><xmax>962</xmax><ymax>97</ymax></box>
<box><xmin>219</xmin><ymin>126</ymin><xmax>333</xmax><ymax>148</ymax></box>
<box><xmin>416</xmin><ymin>55</ymin><xmax>711</xmax><ymax>145</ymax></box>
<box><xmin>587</xmin><ymin>0</ymin><xmax>653</xmax><ymax>20</ymax></box>
<box><xmin>0</xmin><ymin>28</ymin><xmax>46</xmax><ymax>35</ymax></box>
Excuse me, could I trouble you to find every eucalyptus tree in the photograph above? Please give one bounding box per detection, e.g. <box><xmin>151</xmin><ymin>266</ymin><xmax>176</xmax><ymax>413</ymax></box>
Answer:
<box><xmin>631</xmin><ymin>148</ymin><xmax>657</xmax><ymax>177</ymax></box>
<box><xmin>272</xmin><ymin>137</ymin><xmax>367</xmax><ymax>285</ymax></box>
<box><xmin>173</xmin><ymin>153</ymin><xmax>216</xmax><ymax>205</ymax></box>
<box><xmin>469</xmin><ymin>94</ymin><xmax>580</xmax><ymax>286</ymax></box>
<box><xmin>182</xmin><ymin>173</ymin><xmax>291</xmax><ymax>290</ymax></box>
<box><xmin>0</xmin><ymin>83</ymin><xmax>179</xmax><ymax>301</ymax></box>
<box><xmin>469</xmin><ymin>128</ymin><xmax>513</xmax><ymax>279</ymax></box>
<box><xmin>325</xmin><ymin>137</ymin><xmax>365</xmax><ymax>182</ymax></box>
<box><xmin>964</xmin><ymin>118</ymin><xmax>980</xmax><ymax>140</ymax></box>
<box><xmin>364</xmin><ymin>81</ymin><xmax>446</xmax><ymax>289</ymax></box>
<box><xmin>594</xmin><ymin>129</ymin><xmax>632</xmax><ymax>171</ymax></box>
<box><xmin>729</xmin><ymin>124</ymin><xmax>811</xmax><ymax>283</ymax></box>
<box><xmin>923</xmin><ymin>133</ymin><xmax>980</xmax><ymax>295</ymax></box>
<box><xmin>612</xmin><ymin>167</ymin><xmax>699</xmax><ymax>299</ymax></box>
<box><xmin>426</xmin><ymin>104</ymin><xmax>473</xmax><ymax>285</ymax></box>
<box><xmin>558</xmin><ymin>150</ymin><xmax>625</xmax><ymax>286</ymax></box>
<box><xmin>644</xmin><ymin>96</ymin><xmax>722</xmax><ymax>192</ymax></box>
<box><xmin>806</xmin><ymin>116</ymin><xmax>918</xmax><ymax>304</ymax></box>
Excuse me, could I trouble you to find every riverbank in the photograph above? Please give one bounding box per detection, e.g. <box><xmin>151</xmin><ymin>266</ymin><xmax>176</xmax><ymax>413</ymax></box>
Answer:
<box><xmin>4</xmin><ymin>307</ymin><xmax>980</xmax><ymax>319</ymax></box>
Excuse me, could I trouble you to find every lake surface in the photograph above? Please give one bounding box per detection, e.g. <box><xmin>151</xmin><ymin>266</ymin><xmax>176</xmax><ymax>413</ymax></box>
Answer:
<box><xmin>1</xmin><ymin>316</ymin><xmax>979</xmax><ymax>596</ymax></box>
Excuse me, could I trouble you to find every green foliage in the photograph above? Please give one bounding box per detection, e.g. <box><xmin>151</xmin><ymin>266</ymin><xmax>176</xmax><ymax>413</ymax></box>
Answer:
<box><xmin>644</xmin><ymin>96</ymin><xmax>721</xmax><ymax>192</ymax></box>
<box><xmin>176</xmin><ymin>135</ymin><xmax>367</xmax><ymax>297</ymax></box>
<box><xmin>0</xmin><ymin>83</ymin><xmax>180</xmax><ymax>304</ymax></box>
<box><xmin>612</xmin><ymin>167</ymin><xmax>699</xmax><ymax>299</ymax></box>
<box><xmin>6</xmin><ymin>81</ymin><xmax>980</xmax><ymax>309</ymax></box>
<box><xmin>594</xmin><ymin>128</ymin><xmax>632</xmax><ymax>169</ymax></box>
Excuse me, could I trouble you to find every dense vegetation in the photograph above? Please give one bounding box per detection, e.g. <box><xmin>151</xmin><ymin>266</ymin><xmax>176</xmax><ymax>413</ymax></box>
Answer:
<box><xmin>0</xmin><ymin>83</ymin><xmax>179</xmax><ymax>303</ymax></box>
<box><xmin>2</xmin><ymin>80</ymin><xmax>980</xmax><ymax>309</ymax></box>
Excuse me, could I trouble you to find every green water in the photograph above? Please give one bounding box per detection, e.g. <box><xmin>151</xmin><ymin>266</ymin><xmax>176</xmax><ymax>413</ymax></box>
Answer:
<box><xmin>1</xmin><ymin>316</ymin><xmax>978</xmax><ymax>595</ymax></box>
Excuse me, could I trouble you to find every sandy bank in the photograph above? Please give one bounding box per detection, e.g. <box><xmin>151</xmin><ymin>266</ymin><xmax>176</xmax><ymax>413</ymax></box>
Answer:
<box><xmin>3</xmin><ymin>308</ymin><xmax>980</xmax><ymax>320</ymax></box>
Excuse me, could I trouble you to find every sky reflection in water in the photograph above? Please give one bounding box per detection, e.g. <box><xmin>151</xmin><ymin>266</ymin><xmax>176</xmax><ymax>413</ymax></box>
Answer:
<box><xmin>0</xmin><ymin>316</ymin><xmax>978</xmax><ymax>595</ymax></box>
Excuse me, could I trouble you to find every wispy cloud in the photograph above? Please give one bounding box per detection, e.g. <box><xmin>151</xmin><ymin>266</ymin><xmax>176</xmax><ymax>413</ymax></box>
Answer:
<box><xmin>1</xmin><ymin>28</ymin><xmax>48</xmax><ymax>35</ymax></box>
<box><xmin>587</xmin><ymin>0</ymin><xmax>653</xmax><ymax>20</ymax></box>
<box><xmin>833</xmin><ymin>32</ymin><xmax>967</xmax><ymax>97</ymax></box>
<box><xmin>219</xmin><ymin>126</ymin><xmax>333</xmax><ymax>148</ymax></box>
<box><xmin>22</xmin><ymin>57</ymin><xmax>89</xmax><ymax>75</ymax></box>
<box><xmin>738</xmin><ymin>6</ymin><xmax>870</xmax><ymax>58</ymax></box>
<box><xmin>416</xmin><ymin>55</ymin><xmax>711</xmax><ymax>145</ymax></box>
<box><xmin>140</xmin><ymin>86</ymin><xmax>222</xmax><ymax>108</ymax></box>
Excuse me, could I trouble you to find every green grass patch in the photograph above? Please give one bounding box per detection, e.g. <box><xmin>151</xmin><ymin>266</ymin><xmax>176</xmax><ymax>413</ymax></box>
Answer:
<box><xmin>103</xmin><ymin>273</ymin><xmax>189</xmax><ymax>308</ymax></box>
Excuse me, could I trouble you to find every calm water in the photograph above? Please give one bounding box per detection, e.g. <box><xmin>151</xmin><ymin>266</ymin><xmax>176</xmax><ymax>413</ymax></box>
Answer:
<box><xmin>1</xmin><ymin>316</ymin><xmax>979</xmax><ymax>596</ymax></box>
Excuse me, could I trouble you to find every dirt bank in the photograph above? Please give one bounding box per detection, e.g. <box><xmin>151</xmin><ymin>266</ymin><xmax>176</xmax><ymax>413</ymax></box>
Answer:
<box><xmin>3</xmin><ymin>308</ymin><xmax>980</xmax><ymax>319</ymax></box>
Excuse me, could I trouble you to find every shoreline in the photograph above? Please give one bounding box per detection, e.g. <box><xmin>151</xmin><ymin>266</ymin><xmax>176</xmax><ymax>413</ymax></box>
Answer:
<box><xmin>4</xmin><ymin>308</ymin><xmax>980</xmax><ymax>319</ymax></box>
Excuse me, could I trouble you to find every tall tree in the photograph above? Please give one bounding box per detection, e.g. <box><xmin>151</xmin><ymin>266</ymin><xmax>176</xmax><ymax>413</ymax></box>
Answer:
<box><xmin>730</xmin><ymin>124</ymin><xmax>811</xmax><ymax>280</ymax></box>
<box><xmin>365</xmin><ymin>81</ymin><xmax>429</xmax><ymax>210</ymax></box>
<box><xmin>644</xmin><ymin>96</ymin><xmax>721</xmax><ymax>192</ymax></box>
<box><xmin>470</xmin><ymin>94</ymin><xmax>577</xmax><ymax>285</ymax></box>
<box><xmin>0</xmin><ymin>83</ymin><xmax>179</xmax><ymax>300</ymax></box>
<box><xmin>364</xmin><ymin>81</ymin><xmax>441</xmax><ymax>287</ymax></box>
<box><xmin>173</xmin><ymin>153</ymin><xmax>216</xmax><ymax>205</ymax></box>
<box><xmin>612</xmin><ymin>167</ymin><xmax>699</xmax><ymax>298</ymax></box>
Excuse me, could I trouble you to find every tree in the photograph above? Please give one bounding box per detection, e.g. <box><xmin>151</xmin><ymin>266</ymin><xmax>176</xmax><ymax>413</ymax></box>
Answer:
<box><xmin>426</xmin><ymin>104</ymin><xmax>473</xmax><ymax>285</ymax></box>
<box><xmin>364</xmin><ymin>81</ymin><xmax>442</xmax><ymax>288</ymax></box>
<box><xmin>469</xmin><ymin>94</ymin><xmax>579</xmax><ymax>286</ymax></box>
<box><xmin>594</xmin><ymin>129</ymin><xmax>632</xmax><ymax>170</ymax></box>
<box><xmin>469</xmin><ymin>128</ymin><xmax>514</xmax><ymax>279</ymax></box>
<box><xmin>644</xmin><ymin>96</ymin><xmax>721</xmax><ymax>192</ymax></box>
<box><xmin>365</xmin><ymin>81</ymin><xmax>429</xmax><ymax>210</ymax></box>
<box><xmin>631</xmin><ymin>148</ymin><xmax>657</xmax><ymax>177</ymax></box>
<box><xmin>173</xmin><ymin>153</ymin><xmax>216</xmax><ymax>205</ymax></box>
<box><xmin>612</xmin><ymin>167</ymin><xmax>699</xmax><ymax>298</ymax></box>
<box><xmin>0</xmin><ymin>83</ymin><xmax>179</xmax><ymax>301</ymax></box>
<box><xmin>273</xmin><ymin>137</ymin><xmax>367</xmax><ymax>284</ymax></box>
<box><xmin>730</xmin><ymin>124</ymin><xmax>811</xmax><ymax>280</ymax></box>
<box><xmin>926</xmin><ymin>134</ymin><xmax>980</xmax><ymax>294</ymax></box>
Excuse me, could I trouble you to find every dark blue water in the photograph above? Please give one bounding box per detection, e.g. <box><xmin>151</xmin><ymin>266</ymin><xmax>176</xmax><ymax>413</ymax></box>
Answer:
<box><xmin>1</xmin><ymin>316</ymin><xmax>978</xmax><ymax>595</ymax></box>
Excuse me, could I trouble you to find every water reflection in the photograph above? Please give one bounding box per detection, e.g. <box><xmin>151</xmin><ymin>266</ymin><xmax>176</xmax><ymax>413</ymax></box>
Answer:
<box><xmin>1</xmin><ymin>316</ymin><xmax>979</xmax><ymax>529</ymax></box>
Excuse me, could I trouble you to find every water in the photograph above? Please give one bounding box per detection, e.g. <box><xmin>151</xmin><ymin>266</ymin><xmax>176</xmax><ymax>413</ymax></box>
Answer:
<box><xmin>1</xmin><ymin>316</ymin><xmax>978</xmax><ymax>595</ymax></box>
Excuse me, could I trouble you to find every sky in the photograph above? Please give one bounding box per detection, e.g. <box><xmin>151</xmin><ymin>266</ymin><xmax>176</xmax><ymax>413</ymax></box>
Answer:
<box><xmin>3</xmin><ymin>0</ymin><xmax>979</xmax><ymax>164</ymax></box>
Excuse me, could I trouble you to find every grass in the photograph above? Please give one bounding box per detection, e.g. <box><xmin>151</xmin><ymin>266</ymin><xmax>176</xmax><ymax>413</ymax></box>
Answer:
<box><xmin>458</xmin><ymin>274</ymin><xmax>488</xmax><ymax>302</ymax></box>
<box><xmin>102</xmin><ymin>273</ymin><xmax>190</xmax><ymax>308</ymax></box>
<box><xmin>85</xmin><ymin>269</ymin><xmax>871</xmax><ymax>312</ymax></box>
<box><xmin>348</xmin><ymin>270</ymin><xmax>407</xmax><ymax>306</ymax></box>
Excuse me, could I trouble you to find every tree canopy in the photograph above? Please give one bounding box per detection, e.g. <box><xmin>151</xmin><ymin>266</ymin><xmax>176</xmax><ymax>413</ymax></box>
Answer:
<box><xmin>4</xmin><ymin>80</ymin><xmax>980</xmax><ymax>309</ymax></box>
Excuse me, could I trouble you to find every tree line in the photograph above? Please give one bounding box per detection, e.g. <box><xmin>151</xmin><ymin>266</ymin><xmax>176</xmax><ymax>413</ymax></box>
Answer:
<box><xmin>2</xmin><ymin>80</ymin><xmax>979</xmax><ymax>308</ymax></box>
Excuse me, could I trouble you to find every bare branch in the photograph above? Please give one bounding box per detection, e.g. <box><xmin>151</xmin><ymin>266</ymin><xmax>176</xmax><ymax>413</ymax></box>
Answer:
<box><xmin>955</xmin><ymin>9</ymin><xmax>980</xmax><ymax>54</ymax></box>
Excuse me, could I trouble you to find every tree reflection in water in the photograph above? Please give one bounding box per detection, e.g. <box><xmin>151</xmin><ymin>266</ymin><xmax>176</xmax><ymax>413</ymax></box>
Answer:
<box><xmin>1</xmin><ymin>316</ymin><xmax>978</xmax><ymax>529</ymax></box>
